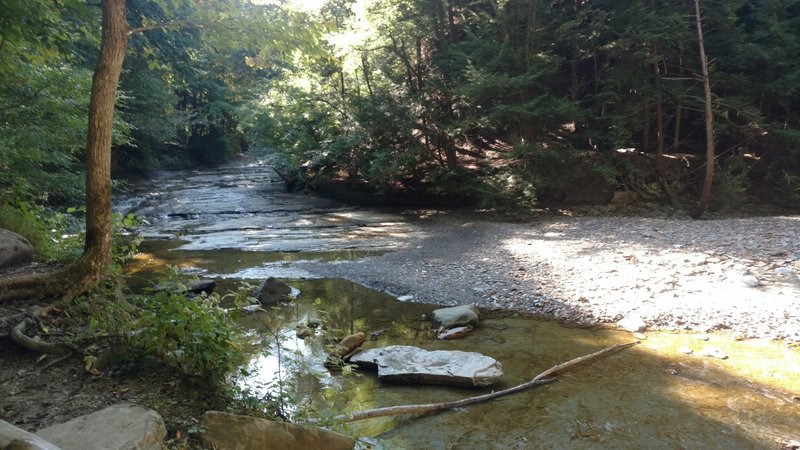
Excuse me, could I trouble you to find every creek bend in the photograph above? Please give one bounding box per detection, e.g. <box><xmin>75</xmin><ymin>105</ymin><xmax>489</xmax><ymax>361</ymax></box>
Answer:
<box><xmin>121</xmin><ymin>158</ymin><xmax>800</xmax><ymax>449</ymax></box>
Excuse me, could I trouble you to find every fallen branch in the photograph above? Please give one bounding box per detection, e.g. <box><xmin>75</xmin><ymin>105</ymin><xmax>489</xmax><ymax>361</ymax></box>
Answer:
<box><xmin>305</xmin><ymin>340</ymin><xmax>640</xmax><ymax>424</ymax></box>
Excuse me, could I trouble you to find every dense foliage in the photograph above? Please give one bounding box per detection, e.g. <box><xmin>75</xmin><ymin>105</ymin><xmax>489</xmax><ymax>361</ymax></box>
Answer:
<box><xmin>2</xmin><ymin>0</ymin><xmax>799</xmax><ymax>228</ymax></box>
<box><xmin>249</xmin><ymin>0</ymin><xmax>800</xmax><ymax>208</ymax></box>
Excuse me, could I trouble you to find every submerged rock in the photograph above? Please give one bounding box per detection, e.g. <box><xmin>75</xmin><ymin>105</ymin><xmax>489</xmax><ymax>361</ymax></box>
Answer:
<box><xmin>437</xmin><ymin>325</ymin><xmax>473</xmax><ymax>340</ymax></box>
<box><xmin>201</xmin><ymin>411</ymin><xmax>355</xmax><ymax>450</ymax></box>
<box><xmin>326</xmin><ymin>332</ymin><xmax>366</xmax><ymax>367</ymax></box>
<box><xmin>350</xmin><ymin>345</ymin><xmax>503</xmax><ymax>387</ymax></box>
<box><xmin>432</xmin><ymin>305</ymin><xmax>480</xmax><ymax>329</ymax></box>
<box><xmin>0</xmin><ymin>228</ymin><xmax>33</xmax><ymax>271</ymax></box>
<box><xmin>253</xmin><ymin>277</ymin><xmax>292</xmax><ymax>305</ymax></box>
<box><xmin>700</xmin><ymin>347</ymin><xmax>729</xmax><ymax>360</ymax></box>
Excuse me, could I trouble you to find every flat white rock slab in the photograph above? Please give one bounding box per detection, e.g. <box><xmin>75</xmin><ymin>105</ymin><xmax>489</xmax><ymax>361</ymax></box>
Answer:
<box><xmin>350</xmin><ymin>345</ymin><xmax>502</xmax><ymax>387</ymax></box>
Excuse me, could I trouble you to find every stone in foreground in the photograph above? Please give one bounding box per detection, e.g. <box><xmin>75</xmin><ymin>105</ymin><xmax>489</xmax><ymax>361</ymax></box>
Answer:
<box><xmin>35</xmin><ymin>403</ymin><xmax>165</xmax><ymax>450</ymax></box>
<box><xmin>350</xmin><ymin>345</ymin><xmax>502</xmax><ymax>387</ymax></box>
<box><xmin>201</xmin><ymin>411</ymin><xmax>355</xmax><ymax>450</ymax></box>
<box><xmin>1</xmin><ymin>419</ymin><xmax>62</xmax><ymax>450</ymax></box>
<box><xmin>432</xmin><ymin>304</ymin><xmax>480</xmax><ymax>329</ymax></box>
<box><xmin>0</xmin><ymin>228</ymin><xmax>33</xmax><ymax>271</ymax></box>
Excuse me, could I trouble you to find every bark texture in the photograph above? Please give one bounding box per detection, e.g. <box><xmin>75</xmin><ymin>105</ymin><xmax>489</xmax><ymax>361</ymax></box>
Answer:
<box><xmin>690</xmin><ymin>0</ymin><xmax>716</xmax><ymax>219</ymax></box>
<box><xmin>0</xmin><ymin>0</ymin><xmax>129</xmax><ymax>302</ymax></box>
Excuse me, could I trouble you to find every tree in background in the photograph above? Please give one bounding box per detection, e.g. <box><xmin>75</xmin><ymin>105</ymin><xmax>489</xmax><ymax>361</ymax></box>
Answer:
<box><xmin>246</xmin><ymin>0</ymin><xmax>799</xmax><ymax>210</ymax></box>
<box><xmin>690</xmin><ymin>0</ymin><xmax>716</xmax><ymax>218</ymax></box>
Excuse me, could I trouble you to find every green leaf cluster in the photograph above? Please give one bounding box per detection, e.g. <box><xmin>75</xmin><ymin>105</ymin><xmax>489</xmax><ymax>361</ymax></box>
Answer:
<box><xmin>135</xmin><ymin>286</ymin><xmax>247</xmax><ymax>389</ymax></box>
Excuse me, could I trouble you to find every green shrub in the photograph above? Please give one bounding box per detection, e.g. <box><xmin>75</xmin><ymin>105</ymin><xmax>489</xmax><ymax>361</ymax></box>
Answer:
<box><xmin>134</xmin><ymin>286</ymin><xmax>247</xmax><ymax>389</ymax></box>
<box><xmin>0</xmin><ymin>201</ymin><xmax>83</xmax><ymax>262</ymax></box>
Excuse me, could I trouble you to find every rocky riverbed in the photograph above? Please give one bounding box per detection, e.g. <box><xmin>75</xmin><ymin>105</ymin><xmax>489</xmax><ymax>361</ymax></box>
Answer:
<box><xmin>296</xmin><ymin>211</ymin><xmax>800</xmax><ymax>343</ymax></box>
<box><xmin>114</xmin><ymin>157</ymin><xmax>800</xmax><ymax>343</ymax></box>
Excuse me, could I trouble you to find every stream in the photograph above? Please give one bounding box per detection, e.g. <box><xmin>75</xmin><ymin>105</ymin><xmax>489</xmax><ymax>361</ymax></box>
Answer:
<box><xmin>120</xmin><ymin>158</ymin><xmax>800</xmax><ymax>449</ymax></box>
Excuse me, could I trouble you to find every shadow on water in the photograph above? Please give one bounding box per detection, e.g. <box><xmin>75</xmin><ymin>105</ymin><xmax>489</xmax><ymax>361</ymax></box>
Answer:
<box><xmin>227</xmin><ymin>279</ymin><xmax>800</xmax><ymax>450</ymax></box>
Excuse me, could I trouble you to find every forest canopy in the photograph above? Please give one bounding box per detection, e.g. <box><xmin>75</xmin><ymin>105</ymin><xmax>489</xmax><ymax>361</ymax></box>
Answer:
<box><xmin>2</xmin><ymin>0</ymin><xmax>799</xmax><ymax>215</ymax></box>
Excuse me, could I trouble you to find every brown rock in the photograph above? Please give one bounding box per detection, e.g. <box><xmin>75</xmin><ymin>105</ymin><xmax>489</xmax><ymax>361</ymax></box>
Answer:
<box><xmin>328</xmin><ymin>332</ymin><xmax>366</xmax><ymax>359</ymax></box>
<box><xmin>200</xmin><ymin>411</ymin><xmax>354</xmax><ymax>450</ymax></box>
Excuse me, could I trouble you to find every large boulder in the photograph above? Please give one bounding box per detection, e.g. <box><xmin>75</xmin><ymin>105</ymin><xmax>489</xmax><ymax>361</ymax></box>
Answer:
<box><xmin>252</xmin><ymin>277</ymin><xmax>292</xmax><ymax>305</ymax></box>
<box><xmin>200</xmin><ymin>411</ymin><xmax>354</xmax><ymax>450</ymax></box>
<box><xmin>0</xmin><ymin>228</ymin><xmax>33</xmax><ymax>271</ymax></box>
<box><xmin>35</xmin><ymin>403</ymin><xmax>166</xmax><ymax>450</ymax></box>
<box><xmin>350</xmin><ymin>345</ymin><xmax>503</xmax><ymax>387</ymax></box>
<box><xmin>432</xmin><ymin>305</ymin><xmax>480</xmax><ymax>329</ymax></box>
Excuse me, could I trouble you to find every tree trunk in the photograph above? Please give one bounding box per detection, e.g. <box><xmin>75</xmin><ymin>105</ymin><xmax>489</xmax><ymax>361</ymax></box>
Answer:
<box><xmin>653</xmin><ymin>49</ymin><xmax>665</xmax><ymax>175</ymax></box>
<box><xmin>673</xmin><ymin>104</ymin><xmax>682</xmax><ymax>152</ymax></box>
<box><xmin>690</xmin><ymin>0</ymin><xmax>715</xmax><ymax>219</ymax></box>
<box><xmin>0</xmin><ymin>0</ymin><xmax>128</xmax><ymax>302</ymax></box>
<box><xmin>361</xmin><ymin>52</ymin><xmax>374</xmax><ymax>102</ymax></box>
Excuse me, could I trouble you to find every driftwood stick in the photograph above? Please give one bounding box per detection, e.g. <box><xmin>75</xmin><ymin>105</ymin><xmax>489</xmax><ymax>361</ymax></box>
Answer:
<box><xmin>308</xmin><ymin>340</ymin><xmax>639</xmax><ymax>424</ymax></box>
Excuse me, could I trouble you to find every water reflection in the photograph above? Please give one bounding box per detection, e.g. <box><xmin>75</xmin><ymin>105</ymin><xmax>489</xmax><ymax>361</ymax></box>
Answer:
<box><xmin>230</xmin><ymin>279</ymin><xmax>800</xmax><ymax>449</ymax></box>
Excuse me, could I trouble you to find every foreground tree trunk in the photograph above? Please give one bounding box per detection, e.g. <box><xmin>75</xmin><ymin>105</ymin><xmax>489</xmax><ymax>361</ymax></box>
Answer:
<box><xmin>70</xmin><ymin>0</ymin><xmax>128</xmax><ymax>286</ymax></box>
<box><xmin>690</xmin><ymin>0</ymin><xmax>715</xmax><ymax>219</ymax></box>
<box><xmin>0</xmin><ymin>0</ymin><xmax>128</xmax><ymax>302</ymax></box>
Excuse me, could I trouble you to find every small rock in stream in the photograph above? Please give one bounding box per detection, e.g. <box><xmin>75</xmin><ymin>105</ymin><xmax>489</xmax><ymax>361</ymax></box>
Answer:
<box><xmin>253</xmin><ymin>277</ymin><xmax>292</xmax><ymax>305</ymax></box>
<box><xmin>437</xmin><ymin>325</ymin><xmax>473</xmax><ymax>340</ymax></box>
<box><xmin>700</xmin><ymin>347</ymin><xmax>728</xmax><ymax>360</ymax></box>
<box><xmin>432</xmin><ymin>305</ymin><xmax>480</xmax><ymax>329</ymax></box>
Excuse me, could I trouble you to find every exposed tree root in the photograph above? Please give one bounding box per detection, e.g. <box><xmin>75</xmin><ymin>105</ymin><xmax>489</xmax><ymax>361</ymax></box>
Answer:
<box><xmin>9</xmin><ymin>306</ymin><xmax>75</xmax><ymax>366</ymax></box>
<box><xmin>0</xmin><ymin>269</ymin><xmax>68</xmax><ymax>303</ymax></box>
<box><xmin>306</xmin><ymin>340</ymin><xmax>640</xmax><ymax>424</ymax></box>
<box><xmin>0</xmin><ymin>252</ymin><xmax>108</xmax><ymax>304</ymax></box>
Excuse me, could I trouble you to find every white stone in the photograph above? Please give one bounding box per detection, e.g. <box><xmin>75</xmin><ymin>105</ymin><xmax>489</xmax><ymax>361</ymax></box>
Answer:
<box><xmin>350</xmin><ymin>345</ymin><xmax>503</xmax><ymax>387</ymax></box>
<box><xmin>432</xmin><ymin>305</ymin><xmax>480</xmax><ymax>329</ymax></box>
<box><xmin>35</xmin><ymin>404</ymin><xmax>165</xmax><ymax>450</ymax></box>
<box><xmin>741</xmin><ymin>275</ymin><xmax>760</xmax><ymax>287</ymax></box>
<box><xmin>617</xmin><ymin>315</ymin><xmax>647</xmax><ymax>333</ymax></box>
<box><xmin>700</xmin><ymin>347</ymin><xmax>728</xmax><ymax>360</ymax></box>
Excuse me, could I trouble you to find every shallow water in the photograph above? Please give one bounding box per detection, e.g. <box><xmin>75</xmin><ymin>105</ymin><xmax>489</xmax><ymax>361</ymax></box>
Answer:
<box><xmin>119</xmin><ymin>160</ymin><xmax>800</xmax><ymax>449</ymax></box>
<box><xmin>125</xmin><ymin>240</ymin><xmax>383</xmax><ymax>288</ymax></box>
<box><xmin>118</xmin><ymin>158</ymin><xmax>424</xmax><ymax>253</ymax></box>
<box><xmin>232</xmin><ymin>278</ymin><xmax>800</xmax><ymax>450</ymax></box>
